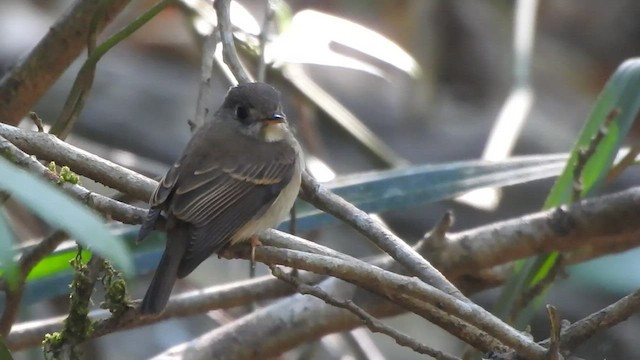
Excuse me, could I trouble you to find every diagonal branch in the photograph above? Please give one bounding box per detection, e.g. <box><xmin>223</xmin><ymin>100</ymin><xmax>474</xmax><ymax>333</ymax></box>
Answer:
<box><xmin>0</xmin><ymin>0</ymin><xmax>134</xmax><ymax>126</ymax></box>
<box><xmin>300</xmin><ymin>173</ymin><xmax>468</xmax><ymax>301</ymax></box>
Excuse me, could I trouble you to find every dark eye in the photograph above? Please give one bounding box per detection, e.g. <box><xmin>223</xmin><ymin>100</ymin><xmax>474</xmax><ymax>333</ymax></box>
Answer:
<box><xmin>235</xmin><ymin>105</ymin><xmax>249</xmax><ymax>121</ymax></box>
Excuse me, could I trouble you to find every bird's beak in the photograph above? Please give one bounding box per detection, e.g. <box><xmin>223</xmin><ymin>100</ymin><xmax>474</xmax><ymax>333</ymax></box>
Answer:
<box><xmin>261</xmin><ymin>113</ymin><xmax>286</xmax><ymax>125</ymax></box>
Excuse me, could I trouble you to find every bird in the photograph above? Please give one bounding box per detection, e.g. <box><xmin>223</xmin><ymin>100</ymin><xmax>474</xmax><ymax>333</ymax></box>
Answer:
<box><xmin>137</xmin><ymin>82</ymin><xmax>304</xmax><ymax>315</ymax></box>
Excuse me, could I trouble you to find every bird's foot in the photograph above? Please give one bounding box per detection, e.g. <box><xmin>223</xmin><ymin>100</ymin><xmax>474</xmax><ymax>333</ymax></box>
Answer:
<box><xmin>250</xmin><ymin>235</ymin><xmax>263</xmax><ymax>276</ymax></box>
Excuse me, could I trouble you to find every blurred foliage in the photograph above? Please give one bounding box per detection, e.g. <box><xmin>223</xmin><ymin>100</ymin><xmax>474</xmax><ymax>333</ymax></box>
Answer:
<box><xmin>0</xmin><ymin>158</ymin><xmax>133</xmax><ymax>278</ymax></box>
<box><xmin>497</xmin><ymin>58</ymin><xmax>640</xmax><ymax>328</ymax></box>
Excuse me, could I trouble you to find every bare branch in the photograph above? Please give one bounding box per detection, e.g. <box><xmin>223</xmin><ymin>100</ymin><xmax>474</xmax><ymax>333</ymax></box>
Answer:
<box><xmin>240</xmin><ymin>247</ymin><xmax>546</xmax><ymax>359</ymax></box>
<box><xmin>433</xmin><ymin>190</ymin><xmax>640</xmax><ymax>277</ymax></box>
<box><xmin>269</xmin><ymin>264</ymin><xmax>462</xmax><ymax>360</ymax></box>
<box><xmin>545</xmin><ymin>305</ymin><xmax>561</xmax><ymax>360</ymax></box>
<box><xmin>7</xmin><ymin>272</ymin><xmax>317</xmax><ymax>350</ymax></box>
<box><xmin>213</xmin><ymin>0</ymin><xmax>253</xmax><ymax>84</ymax></box>
<box><xmin>300</xmin><ymin>172</ymin><xmax>468</xmax><ymax>302</ymax></box>
<box><xmin>0</xmin><ymin>124</ymin><xmax>156</xmax><ymax>201</ymax></box>
<box><xmin>256</xmin><ymin>0</ymin><xmax>275</xmax><ymax>82</ymax></box>
<box><xmin>193</xmin><ymin>28</ymin><xmax>219</xmax><ymax>129</ymax></box>
<box><xmin>560</xmin><ymin>288</ymin><xmax>640</xmax><ymax>353</ymax></box>
<box><xmin>0</xmin><ymin>0</ymin><xmax>133</xmax><ymax>126</ymax></box>
<box><xmin>0</xmin><ymin>132</ymin><xmax>148</xmax><ymax>225</ymax></box>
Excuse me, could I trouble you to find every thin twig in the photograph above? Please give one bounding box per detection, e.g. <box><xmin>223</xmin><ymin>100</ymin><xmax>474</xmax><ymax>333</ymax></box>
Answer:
<box><xmin>7</xmin><ymin>273</ymin><xmax>318</xmax><ymax>351</ymax></box>
<box><xmin>417</xmin><ymin>211</ymin><xmax>454</xmax><ymax>252</ymax></box>
<box><xmin>270</xmin><ymin>264</ymin><xmax>462</xmax><ymax>360</ymax></box>
<box><xmin>214</xmin><ymin>0</ymin><xmax>253</xmax><ymax>84</ymax></box>
<box><xmin>559</xmin><ymin>288</ymin><xmax>640</xmax><ymax>353</ymax></box>
<box><xmin>256</xmin><ymin>0</ymin><xmax>275</xmax><ymax>82</ymax></box>
<box><xmin>47</xmin><ymin>0</ymin><xmax>107</xmax><ymax>139</ymax></box>
<box><xmin>49</xmin><ymin>0</ymin><xmax>172</xmax><ymax>139</ymax></box>
<box><xmin>546</xmin><ymin>305</ymin><xmax>561</xmax><ymax>360</ymax></box>
<box><xmin>300</xmin><ymin>172</ymin><xmax>468</xmax><ymax>302</ymax></box>
<box><xmin>607</xmin><ymin>143</ymin><xmax>640</xmax><ymax>183</ymax></box>
<box><xmin>28</xmin><ymin>112</ymin><xmax>45</xmax><ymax>132</ymax></box>
<box><xmin>193</xmin><ymin>23</ymin><xmax>219</xmax><ymax>129</ymax></box>
<box><xmin>253</xmin><ymin>247</ymin><xmax>547</xmax><ymax>359</ymax></box>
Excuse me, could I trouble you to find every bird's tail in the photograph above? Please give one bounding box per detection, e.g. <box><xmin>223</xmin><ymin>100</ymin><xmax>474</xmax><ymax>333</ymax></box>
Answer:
<box><xmin>139</xmin><ymin>224</ymin><xmax>188</xmax><ymax>315</ymax></box>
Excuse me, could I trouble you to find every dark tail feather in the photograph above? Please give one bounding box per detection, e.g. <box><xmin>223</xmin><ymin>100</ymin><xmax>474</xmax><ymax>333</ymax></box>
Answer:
<box><xmin>139</xmin><ymin>224</ymin><xmax>188</xmax><ymax>315</ymax></box>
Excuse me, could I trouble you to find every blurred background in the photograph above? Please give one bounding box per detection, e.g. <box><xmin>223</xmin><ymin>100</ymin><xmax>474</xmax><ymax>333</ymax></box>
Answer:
<box><xmin>2</xmin><ymin>0</ymin><xmax>640</xmax><ymax>358</ymax></box>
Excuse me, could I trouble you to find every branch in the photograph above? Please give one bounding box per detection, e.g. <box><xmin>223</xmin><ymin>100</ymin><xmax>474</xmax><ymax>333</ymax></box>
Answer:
<box><xmin>269</xmin><ymin>264</ymin><xmax>462</xmax><ymax>360</ymax></box>
<box><xmin>4</xmin><ymin>116</ymin><xmax>640</xmax><ymax>356</ymax></box>
<box><xmin>435</xmin><ymin>189</ymin><xmax>640</xmax><ymax>277</ymax></box>
<box><xmin>0</xmin><ymin>132</ymin><xmax>148</xmax><ymax>225</ymax></box>
<box><xmin>248</xmin><ymin>247</ymin><xmax>547</xmax><ymax>359</ymax></box>
<box><xmin>0</xmin><ymin>0</ymin><xmax>133</xmax><ymax>126</ymax></box>
<box><xmin>0</xmin><ymin>124</ymin><xmax>155</xmax><ymax>201</ymax></box>
<box><xmin>300</xmin><ymin>173</ymin><xmax>468</xmax><ymax>301</ymax></box>
<box><xmin>213</xmin><ymin>0</ymin><xmax>253</xmax><ymax>84</ymax></box>
<box><xmin>7</xmin><ymin>272</ymin><xmax>317</xmax><ymax>350</ymax></box>
<box><xmin>559</xmin><ymin>288</ymin><xmax>640</xmax><ymax>353</ymax></box>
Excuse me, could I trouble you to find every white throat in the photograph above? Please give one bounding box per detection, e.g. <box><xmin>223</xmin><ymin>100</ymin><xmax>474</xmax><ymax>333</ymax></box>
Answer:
<box><xmin>262</xmin><ymin>123</ymin><xmax>287</xmax><ymax>142</ymax></box>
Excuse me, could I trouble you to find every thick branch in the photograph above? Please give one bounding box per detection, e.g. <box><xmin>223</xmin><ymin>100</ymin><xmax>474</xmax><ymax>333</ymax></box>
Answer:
<box><xmin>436</xmin><ymin>189</ymin><xmax>640</xmax><ymax>276</ymax></box>
<box><xmin>0</xmin><ymin>124</ymin><xmax>155</xmax><ymax>201</ymax></box>
<box><xmin>0</xmin><ymin>0</ymin><xmax>133</xmax><ymax>126</ymax></box>
<box><xmin>0</xmin><ymin>133</ymin><xmax>147</xmax><ymax>225</ymax></box>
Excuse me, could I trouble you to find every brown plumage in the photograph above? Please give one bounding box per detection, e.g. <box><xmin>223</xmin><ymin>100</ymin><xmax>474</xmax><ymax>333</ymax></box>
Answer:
<box><xmin>138</xmin><ymin>82</ymin><xmax>303</xmax><ymax>315</ymax></box>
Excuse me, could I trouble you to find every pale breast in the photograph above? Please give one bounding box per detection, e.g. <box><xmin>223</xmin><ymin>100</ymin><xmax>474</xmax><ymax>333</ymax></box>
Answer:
<box><xmin>230</xmin><ymin>148</ymin><xmax>303</xmax><ymax>244</ymax></box>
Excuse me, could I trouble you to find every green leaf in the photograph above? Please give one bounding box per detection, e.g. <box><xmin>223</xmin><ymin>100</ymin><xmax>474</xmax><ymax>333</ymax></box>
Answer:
<box><xmin>0</xmin><ymin>157</ymin><xmax>133</xmax><ymax>274</ymax></box>
<box><xmin>0</xmin><ymin>208</ymin><xmax>18</xmax><ymax>287</ymax></box>
<box><xmin>27</xmin><ymin>248</ymin><xmax>92</xmax><ymax>281</ymax></box>
<box><xmin>498</xmin><ymin>58</ymin><xmax>640</xmax><ymax>327</ymax></box>
<box><xmin>0</xmin><ymin>336</ymin><xmax>14</xmax><ymax>360</ymax></box>
<box><xmin>545</xmin><ymin>58</ymin><xmax>640</xmax><ymax>205</ymax></box>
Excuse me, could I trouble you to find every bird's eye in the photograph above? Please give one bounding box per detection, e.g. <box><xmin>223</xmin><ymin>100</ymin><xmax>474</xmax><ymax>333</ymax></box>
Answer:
<box><xmin>235</xmin><ymin>105</ymin><xmax>249</xmax><ymax>121</ymax></box>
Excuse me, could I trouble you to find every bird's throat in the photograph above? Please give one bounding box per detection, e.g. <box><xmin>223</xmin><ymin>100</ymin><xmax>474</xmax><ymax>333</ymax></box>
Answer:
<box><xmin>261</xmin><ymin>123</ymin><xmax>287</xmax><ymax>142</ymax></box>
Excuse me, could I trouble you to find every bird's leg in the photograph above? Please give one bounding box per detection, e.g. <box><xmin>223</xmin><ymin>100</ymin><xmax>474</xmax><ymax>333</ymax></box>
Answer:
<box><xmin>249</xmin><ymin>235</ymin><xmax>263</xmax><ymax>276</ymax></box>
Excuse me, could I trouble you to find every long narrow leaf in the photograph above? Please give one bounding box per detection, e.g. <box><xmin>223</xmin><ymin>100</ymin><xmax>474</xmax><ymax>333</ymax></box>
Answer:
<box><xmin>498</xmin><ymin>58</ymin><xmax>640</xmax><ymax>327</ymax></box>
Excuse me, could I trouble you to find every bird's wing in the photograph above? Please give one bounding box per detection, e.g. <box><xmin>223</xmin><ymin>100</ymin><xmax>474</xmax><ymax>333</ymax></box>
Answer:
<box><xmin>169</xmin><ymin>140</ymin><xmax>297</xmax><ymax>277</ymax></box>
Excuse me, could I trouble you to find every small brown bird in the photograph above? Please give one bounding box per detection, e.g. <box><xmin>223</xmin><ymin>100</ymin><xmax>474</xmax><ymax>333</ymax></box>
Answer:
<box><xmin>138</xmin><ymin>82</ymin><xmax>304</xmax><ymax>315</ymax></box>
